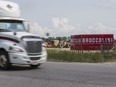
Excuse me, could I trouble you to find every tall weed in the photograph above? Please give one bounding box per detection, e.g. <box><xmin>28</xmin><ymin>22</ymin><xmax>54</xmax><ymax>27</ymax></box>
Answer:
<box><xmin>47</xmin><ymin>49</ymin><xmax>116</xmax><ymax>63</ymax></box>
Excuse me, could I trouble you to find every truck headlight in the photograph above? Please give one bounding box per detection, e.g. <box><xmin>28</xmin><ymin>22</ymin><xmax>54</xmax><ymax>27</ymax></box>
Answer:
<box><xmin>9</xmin><ymin>47</ymin><xmax>24</xmax><ymax>52</ymax></box>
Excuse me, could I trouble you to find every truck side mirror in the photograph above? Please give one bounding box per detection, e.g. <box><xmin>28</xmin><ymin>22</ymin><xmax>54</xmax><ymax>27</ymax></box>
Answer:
<box><xmin>24</xmin><ymin>22</ymin><xmax>31</xmax><ymax>32</ymax></box>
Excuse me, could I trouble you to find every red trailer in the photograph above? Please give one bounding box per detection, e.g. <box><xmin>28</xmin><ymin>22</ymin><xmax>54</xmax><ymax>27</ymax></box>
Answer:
<box><xmin>71</xmin><ymin>34</ymin><xmax>114</xmax><ymax>51</ymax></box>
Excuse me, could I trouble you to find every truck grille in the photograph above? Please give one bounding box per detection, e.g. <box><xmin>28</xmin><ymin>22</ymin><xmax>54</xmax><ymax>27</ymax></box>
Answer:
<box><xmin>30</xmin><ymin>57</ymin><xmax>41</xmax><ymax>60</ymax></box>
<box><xmin>26</xmin><ymin>41</ymin><xmax>42</xmax><ymax>53</ymax></box>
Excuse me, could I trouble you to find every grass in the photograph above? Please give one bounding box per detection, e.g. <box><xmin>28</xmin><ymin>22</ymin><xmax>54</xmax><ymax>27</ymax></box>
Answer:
<box><xmin>47</xmin><ymin>49</ymin><xmax>116</xmax><ymax>63</ymax></box>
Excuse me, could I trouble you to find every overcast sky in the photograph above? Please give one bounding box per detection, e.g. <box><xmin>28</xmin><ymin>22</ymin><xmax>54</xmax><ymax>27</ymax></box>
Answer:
<box><xmin>10</xmin><ymin>0</ymin><xmax>116</xmax><ymax>38</ymax></box>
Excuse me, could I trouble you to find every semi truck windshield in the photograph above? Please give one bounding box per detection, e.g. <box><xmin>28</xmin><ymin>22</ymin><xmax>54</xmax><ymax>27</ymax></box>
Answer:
<box><xmin>0</xmin><ymin>20</ymin><xmax>25</xmax><ymax>32</ymax></box>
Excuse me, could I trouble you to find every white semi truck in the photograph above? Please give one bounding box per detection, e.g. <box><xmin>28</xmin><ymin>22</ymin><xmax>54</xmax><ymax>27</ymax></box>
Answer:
<box><xmin>0</xmin><ymin>0</ymin><xmax>47</xmax><ymax>70</ymax></box>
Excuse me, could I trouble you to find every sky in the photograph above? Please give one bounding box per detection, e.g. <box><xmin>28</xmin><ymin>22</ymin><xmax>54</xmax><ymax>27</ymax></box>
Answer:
<box><xmin>9</xmin><ymin>0</ymin><xmax>116</xmax><ymax>38</ymax></box>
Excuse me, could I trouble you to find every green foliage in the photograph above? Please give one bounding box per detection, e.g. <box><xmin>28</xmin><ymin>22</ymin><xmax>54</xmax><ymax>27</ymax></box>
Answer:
<box><xmin>47</xmin><ymin>49</ymin><xmax>116</xmax><ymax>63</ymax></box>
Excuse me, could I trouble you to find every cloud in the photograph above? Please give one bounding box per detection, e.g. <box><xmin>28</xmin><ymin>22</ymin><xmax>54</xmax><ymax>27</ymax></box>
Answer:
<box><xmin>29</xmin><ymin>22</ymin><xmax>51</xmax><ymax>37</ymax></box>
<box><xmin>52</xmin><ymin>17</ymin><xmax>79</xmax><ymax>36</ymax></box>
<box><xmin>29</xmin><ymin>18</ymin><xmax>116</xmax><ymax>38</ymax></box>
<box><xmin>87</xmin><ymin>23</ymin><xmax>116</xmax><ymax>35</ymax></box>
<box><xmin>52</xmin><ymin>17</ymin><xmax>72</xmax><ymax>30</ymax></box>
<box><xmin>51</xmin><ymin>17</ymin><xmax>115</xmax><ymax>37</ymax></box>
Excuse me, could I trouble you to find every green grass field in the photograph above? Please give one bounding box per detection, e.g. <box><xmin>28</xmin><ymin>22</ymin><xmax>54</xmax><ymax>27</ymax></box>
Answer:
<box><xmin>47</xmin><ymin>49</ymin><xmax>116</xmax><ymax>63</ymax></box>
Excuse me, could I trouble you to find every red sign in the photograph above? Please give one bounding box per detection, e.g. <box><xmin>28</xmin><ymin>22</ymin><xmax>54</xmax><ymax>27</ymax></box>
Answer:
<box><xmin>71</xmin><ymin>34</ymin><xmax>114</xmax><ymax>50</ymax></box>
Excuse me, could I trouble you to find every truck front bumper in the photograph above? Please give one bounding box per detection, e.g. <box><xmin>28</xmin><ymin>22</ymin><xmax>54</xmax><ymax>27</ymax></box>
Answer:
<box><xmin>9</xmin><ymin>51</ymin><xmax>47</xmax><ymax>65</ymax></box>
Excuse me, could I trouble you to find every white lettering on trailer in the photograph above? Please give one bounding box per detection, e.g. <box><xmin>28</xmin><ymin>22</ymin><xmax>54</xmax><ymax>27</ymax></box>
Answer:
<box><xmin>86</xmin><ymin>38</ymin><xmax>89</xmax><ymax>43</ymax></box>
<box><xmin>72</xmin><ymin>37</ymin><xmax>113</xmax><ymax>43</ymax></box>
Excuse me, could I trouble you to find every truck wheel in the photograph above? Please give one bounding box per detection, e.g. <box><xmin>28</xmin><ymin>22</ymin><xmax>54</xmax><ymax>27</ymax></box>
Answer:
<box><xmin>30</xmin><ymin>64</ymin><xmax>41</xmax><ymax>68</ymax></box>
<box><xmin>0</xmin><ymin>51</ymin><xmax>11</xmax><ymax>70</ymax></box>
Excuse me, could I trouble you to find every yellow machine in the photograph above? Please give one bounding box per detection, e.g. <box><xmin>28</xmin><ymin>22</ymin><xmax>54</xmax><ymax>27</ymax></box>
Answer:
<box><xmin>44</xmin><ymin>37</ymin><xmax>70</xmax><ymax>48</ymax></box>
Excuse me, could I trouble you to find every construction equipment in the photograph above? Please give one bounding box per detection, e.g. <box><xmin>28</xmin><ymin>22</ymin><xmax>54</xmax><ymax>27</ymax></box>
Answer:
<box><xmin>43</xmin><ymin>37</ymin><xmax>70</xmax><ymax>48</ymax></box>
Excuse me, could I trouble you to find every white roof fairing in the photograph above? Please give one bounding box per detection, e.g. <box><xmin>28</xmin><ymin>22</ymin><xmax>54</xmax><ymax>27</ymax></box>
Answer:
<box><xmin>0</xmin><ymin>0</ymin><xmax>21</xmax><ymax>17</ymax></box>
<box><xmin>0</xmin><ymin>17</ymin><xmax>24</xmax><ymax>21</ymax></box>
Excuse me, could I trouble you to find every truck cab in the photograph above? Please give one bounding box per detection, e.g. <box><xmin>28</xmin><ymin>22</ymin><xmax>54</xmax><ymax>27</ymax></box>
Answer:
<box><xmin>0</xmin><ymin>1</ymin><xmax>47</xmax><ymax>70</ymax></box>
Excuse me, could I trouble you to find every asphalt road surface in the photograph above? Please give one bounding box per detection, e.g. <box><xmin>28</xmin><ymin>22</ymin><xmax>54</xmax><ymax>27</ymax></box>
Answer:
<box><xmin>0</xmin><ymin>62</ymin><xmax>116</xmax><ymax>87</ymax></box>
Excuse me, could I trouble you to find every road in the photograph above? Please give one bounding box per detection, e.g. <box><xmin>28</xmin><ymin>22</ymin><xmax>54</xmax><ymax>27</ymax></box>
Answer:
<box><xmin>0</xmin><ymin>62</ymin><xmax>116</xmax><ymax>87</ymax></box>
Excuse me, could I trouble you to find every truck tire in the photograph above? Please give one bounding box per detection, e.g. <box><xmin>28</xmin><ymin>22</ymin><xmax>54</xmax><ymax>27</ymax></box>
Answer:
<box><xmin>0</xmin><ymin>51</ymin><xmax>11</xmax><ymax>70</ymax></box>
<box><xmin>30</xmin><ymin>64</ymin><xmax>41</xmax><ymax>68</ymax></box>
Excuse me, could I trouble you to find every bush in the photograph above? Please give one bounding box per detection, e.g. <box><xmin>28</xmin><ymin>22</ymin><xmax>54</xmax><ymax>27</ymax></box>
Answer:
<box><xmin>47</xmin><ymin>49</ymin><xmax>116</xmax><ymax>63</ymax></box>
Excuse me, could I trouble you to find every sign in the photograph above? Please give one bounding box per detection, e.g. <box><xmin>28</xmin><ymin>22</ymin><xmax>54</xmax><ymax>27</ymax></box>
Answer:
<box><xmin>71</xmin><ymin>34</ymin><xmax>114</xmax><ymax>50</ymax></box>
